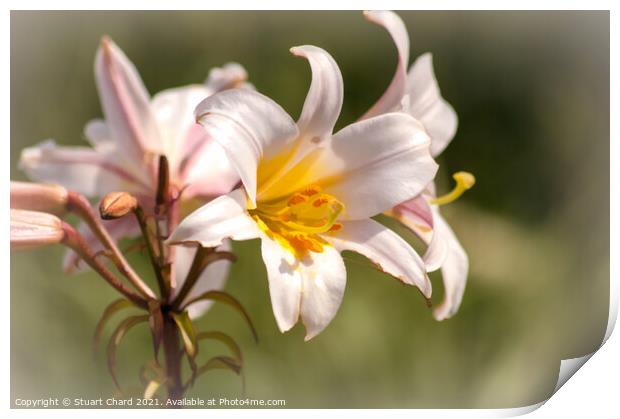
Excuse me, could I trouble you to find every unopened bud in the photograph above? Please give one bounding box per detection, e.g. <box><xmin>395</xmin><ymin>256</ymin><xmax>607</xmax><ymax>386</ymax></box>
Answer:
<box><xmin>10</xmin><ymin>209</ymin><xmax>65</xmax><ymax>250</ymax></box>
<box><xmin>10</xmin><ymin>181</ymin><xmax>68</xmax><ymax>216</ymax></box>
<box><xmin>99</xmin><ymin>192</ymin><xmax>138</xmax><ymax>220</ymax></box>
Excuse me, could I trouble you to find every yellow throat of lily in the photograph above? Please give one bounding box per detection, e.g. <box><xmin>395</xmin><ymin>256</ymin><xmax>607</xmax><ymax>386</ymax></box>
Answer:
<box><xmin>250</xmin><ymin>185</ymin><xmax>344</xmax><ymax>258</ymax></box>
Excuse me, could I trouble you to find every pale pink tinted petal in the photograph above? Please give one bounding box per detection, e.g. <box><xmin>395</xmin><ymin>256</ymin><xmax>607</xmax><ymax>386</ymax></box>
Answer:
<box><xmin>173</xmin><ymin>241</ymin><xmax>231</xmax><ymax>319</ymax></box>
<box><xmin>63</xmin><ymin>217</ymin><xmax>140</xmax><ymax>274</ymax></box>
<box><xmin>361</xmin><ymin>10</ymin><xmax>410</xmax><ymax>119</ymax></box>
<box><xmin>168</xmin><ymin>189</ymin><xmax>260</xmax><ymax>248</ymax></box>
<box><xmin>299</xmin><ymin>245</ymin><xmax>346</xmax><ymax>341</ymax></box>
<box><xmin>151</xmin><ymin>85</ymin><xmax>211</xmax><ymax>172</ymax></box>
<box><xmin>407</xmin><ymin>53</ymin><xmax>458</xmax><ymax>157</ymax></box>
<box><xmin>431</xmin><ymin>213</ymin><xmax>468</xmax><ymax>320</ymax></box>
<box><xmin>259</xmin><ymin>232</ymin><xmax>303</xmax><ymax>333</ymax></box>
<box><xmin>95</xmin><ymin>38</ymin><xmax>162</xmax><ymax>164</ymax></box>
<box><xmin>326</xmin><ymin>219</ymin><xmax>431</xmax><ymax>298</ymax></box>
<box><xmin>261</xmin><ymin>113</ymin><xmax>437</xmax><ymax>220</ymax></box>
<box><xmin>19</xmin><ymin>140</ymin><xmax>150</xmax><ymax>197</ymax></box>
<box><xmin>84</xmin><ymin>119</ymin><xmax>112</xmax><ymax>151</ymax></box>
<box><xmin>290</xmin><ymin>45</ymin><xmax>343</xmax><ymax>142</ymax></box>
<box><xmin>194</xmin><ymin>89</ymin><xmax>299</xmax><ymax>205</ymax></box>
<box><xmin>178</xmin><ymin>125</ymin><xmax>240</xmax><ymax>199</ymax></box>
<box><xmin>204</xmin><ymin>63</ymin><xmax>249</xmax><ymax>93</ymax></box>
<box><xmin>387</xmin><ymin>193</ymin><xmax>449</xmax><ymax>271</ymax></box>
<box><xmin>388</xmin><ymin>195</ymin><xmax>434</xmax><ymax>241</ymax></box>
<box><xmin>10</xmin><ymin>209</ymin><xmax>64</xmax><ymax>251</ymax></box>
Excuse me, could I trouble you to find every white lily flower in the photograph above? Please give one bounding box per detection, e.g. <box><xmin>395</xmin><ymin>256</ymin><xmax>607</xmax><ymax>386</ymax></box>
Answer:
<box><xmin>169</xmin><ymin>45</ymin><xmax>438</xmax><ymax>340</ymax></box>
<box><xmin>363</xmin><ymin>10</ymin><xmax>473</xmax><ymax>320</ymax></box>
<box><xmin>19</xmin><ymin>37</ymin><xmax>244</xmax><ymax>318</ymax></box>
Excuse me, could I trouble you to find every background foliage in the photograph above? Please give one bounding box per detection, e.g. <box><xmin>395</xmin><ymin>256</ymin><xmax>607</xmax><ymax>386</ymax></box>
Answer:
<box><xmin>11</xmin><ymin>11</ymin><xmax>609</xmax><ymax>408</ymax></box>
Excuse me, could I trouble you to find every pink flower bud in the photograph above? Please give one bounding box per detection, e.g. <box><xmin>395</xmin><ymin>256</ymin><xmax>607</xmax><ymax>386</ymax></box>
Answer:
<box><xmin>10</xmin><ymin>181</ymin><xmax>68</xmax><ymax>216</ymax></box>
<box><xmin>10</xmin><ymin>209</ymin><xmax>65</xmax><ymax>250</ymax></box>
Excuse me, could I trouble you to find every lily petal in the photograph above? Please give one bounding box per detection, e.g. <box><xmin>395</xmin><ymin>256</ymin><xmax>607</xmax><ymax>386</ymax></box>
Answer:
<box><xmin>429</xmin><ymin>213</ymin><xmax>468</xmax><ymax>320</ymax></box>
<box><xmin>19</xmin><ymin>140</ymin><xmax>149</xmax><ymax>197</ymax></box>
<box><xmin>260</xmin><ymin>232</ymin><xmax>303</xmax><ymax>333</ymax></box>
<box><xmin>95</xmin><ymin>37</ymin><xmax>162</xmax><ymax>167</ymax></box>
<box><xmin>194</xmin><ymin>89</ymin><xmax>299</xmax><ymax>206</ymax></box>
<box><xmin>168</xmin><ymin>188</ymin><xmax>260</xmax><ymax>248</ymax></box>
<box><xmin>151</xmin><ymin>85</ymin><xmax>212</xmax><ymax>171</ymax></box>
<box><xmin>361</xmin><ymin>10</ymin><xmax>410</xmax><ymax>119</ymax></box>
<box><xmin>204</xmin><ymin>62</ymin><xmax>249</xmax><ymax>93</ymax></box>
<box><xmin>387</xmin><ymin>194</ymin><xmax>447</xmax><ymax>271</ymax></box>
<box><xmin>407</xmin><ymin>53</ymin><xmax>458</xmax><ymax>157</ymax></box>
<box><xmin>291</xmin><ymin>45</ymin><xmax>343</xmax><ymax>143</ymax></box>
<box><xmin>299</xmin><ymin>245</ymin><xmax>346</xmax><ymax>341</ymax></box>
<box><xmin>260</xmin><ymin>113</ymin><xmax>437</xmax><ymax>219</ymax></box>
<box><xmin>173</xmin><ymin>241</ymin><xmax>231</xmax><ymax>319</ymax></box>
<box><xmin>180</xmin><ymin>126</ymin><xmax>240</xmax><ymax>199</ymax></box>
<box><xmin>326</xmin><ymin>219</ymin><xmax>431</xmax><ymax>298</ymax></box>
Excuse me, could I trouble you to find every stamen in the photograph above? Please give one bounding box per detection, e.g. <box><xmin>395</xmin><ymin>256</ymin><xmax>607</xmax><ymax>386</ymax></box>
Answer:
<box><xmin>430</xmin><ymin>171</ymin><xmax>476</xmax><ymax>206</ymax></box>
<box><xmin>250</xmin><ymin>185</ymin><xmax>345</xmax><ymax>257</ymax></box>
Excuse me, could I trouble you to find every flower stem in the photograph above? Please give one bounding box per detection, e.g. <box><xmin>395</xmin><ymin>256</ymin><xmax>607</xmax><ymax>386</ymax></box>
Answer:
<box><xmin>133</xmin><ymin>206</ymin><xmax>169</xmax><ymax>300</ymax></box>
<box><xmin>162</xmin><ymin>311</ymin><xmax>184</xmax><ymax>403</ymax></box>
<box><xmin>61</xmin><ymin>222</ymin><xmax>147</xmax><ymax>308</ymax></box>
<box><xmin>66</xmin><ymin>192</ymin><xmax>156</xmax><ymax>299</ymax></box>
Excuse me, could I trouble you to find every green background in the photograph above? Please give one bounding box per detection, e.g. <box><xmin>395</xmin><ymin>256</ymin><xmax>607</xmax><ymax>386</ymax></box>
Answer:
<box><xmin>11</xmin><ymin>11</ymin><xmax>609</xmax><ymax>408</ymax></box>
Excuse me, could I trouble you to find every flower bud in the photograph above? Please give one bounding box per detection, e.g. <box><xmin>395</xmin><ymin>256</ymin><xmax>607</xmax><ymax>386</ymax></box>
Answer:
<box><xmin>10</xmin><ymin>209</ymin><xmax>65</xmax><ymax>250</ymax></box>
<box><xmin>99</xmin><ymin>192</ymin><xmax>138</xmax><ymax>220</ymax></box>
<box><xmin>10</xmin><ymin>181</ymin><xmax>68</xmax><ymax>216</ymax></box>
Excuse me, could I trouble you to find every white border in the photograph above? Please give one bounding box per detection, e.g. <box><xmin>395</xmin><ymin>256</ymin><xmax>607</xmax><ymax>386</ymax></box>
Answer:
<box><xmin>3</xmin><ymin>2</ymin><xmax>616</xmax><ymax>418</ymax></box>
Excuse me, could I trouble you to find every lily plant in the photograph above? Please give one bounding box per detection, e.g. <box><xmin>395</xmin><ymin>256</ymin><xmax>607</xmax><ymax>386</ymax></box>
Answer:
<box><xmin>10</xmin><ymin>10</ymin><xmax>473</xmax><ymax>405</ymax></box>
<box><xmin>12</xmin><ymin>38</ymin><xmax>256</xmax><ymax>402</ymax></box>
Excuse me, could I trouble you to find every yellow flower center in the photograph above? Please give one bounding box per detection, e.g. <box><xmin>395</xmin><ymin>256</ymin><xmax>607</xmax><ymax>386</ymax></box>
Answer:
<box><xmin>430</xmin><ymin>171</ymin><xmax>476</xmax><ymax>206</ymax></box>
<box><xmin>249</xmin><ymin>185</ymin><xmax>344</xmax><ymax>258</ymax></box>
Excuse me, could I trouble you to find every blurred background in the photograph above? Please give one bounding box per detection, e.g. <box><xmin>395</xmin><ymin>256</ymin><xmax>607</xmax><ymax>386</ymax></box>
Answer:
<box><xmin>11</xmin><ymin>11</ymin><xmax>609</xmax><ymax>408</ymax></box>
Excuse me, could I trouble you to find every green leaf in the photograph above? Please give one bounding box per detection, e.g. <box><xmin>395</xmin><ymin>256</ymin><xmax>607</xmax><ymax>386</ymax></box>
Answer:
<box><xmin>92</xmin><ymin>299</ymin><xmax>137</xmax><ymax>354</ymax></box>
<box><xmin>171</xmin><ymin>311</ymin><xmax>198</xmax><ymax>358</ymax></box>
<box><xmin>183</xmin><ymin>291</ymin><xmax>258</xmax><ymax>342</ymax></box>
<box><xmin>197</xmin><ymin>356</ymin><xmax>242</xmax><ymax>377</ymax></box>
<box><xmin>107</xmin><ymin>315</ymin><xmax>148</xmax><ymax>390</ymax></box>
<box><xmin>197</xmin><ymin>331</ymin><xmax>243</xmax><ymax>363</ymax></box>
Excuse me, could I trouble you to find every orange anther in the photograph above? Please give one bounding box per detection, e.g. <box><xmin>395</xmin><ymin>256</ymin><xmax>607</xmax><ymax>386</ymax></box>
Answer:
<box><xmin>287</xmin><ymin>194</ymin><xmax>307</xmax><ymax>206</ymax></box>
<box><xmin>312</xmin><ymin>198</ymin><xmax>329</xmax><ymax>207</ymax></box>
<box><xmin>301</xmin><ymin>186</ymin><xmax>321</xmax><ymax>197</ymax></box>
<box><xmin>328</xmin><ymin>223</ymin><xmax>342</xmax><ymax>232</ymax></box>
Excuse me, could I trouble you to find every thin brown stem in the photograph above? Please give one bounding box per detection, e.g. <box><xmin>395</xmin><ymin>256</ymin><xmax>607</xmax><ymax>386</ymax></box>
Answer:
<box><xmin>61</xmin><ymin>222</ymin><xmax>147</xmax><ymax>309</ymax></box>
<box><xmin>134</xmin><ymin>206</ymin><xmax>168</xmax><ymax>299</ymax></box>
<box><xmin>66</xmin><ymin>192</ymin><xmax>156</xmax><ymax>299</ymax></box>
<box><xmin>162</xmin><ymin>312</ymin><xmax>184</xmax><ymax>403</ymax></box>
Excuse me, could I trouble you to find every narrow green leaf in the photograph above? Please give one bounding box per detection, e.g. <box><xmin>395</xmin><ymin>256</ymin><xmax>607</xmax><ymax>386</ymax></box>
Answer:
<box><xmin>197</xmin><ymin>356</ymin><xmax>242</xmax><ymax>378</ymax></box>
<box><xmin>183</xmin><ymin>291</ymin><xmax>258</xmax><ymax>342</ymax></box>
<box><xmin>107</xmin><ymin>315</ymin><xmax>148</xmax><ymax>390</ymax></box>
<box><xmin>171</xmin><ymin>311</ymin><xmax>197</xmax><ymax>358</ymax></box>
<box><xmin>197</xmin><ymin>331</ymin><xmax>243</xmax><ymax>363</ymax></box>
<box><xmin>92</xmin><ymin>298</ymin><xmax>136</xmax><ymax>354</ymax></box>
